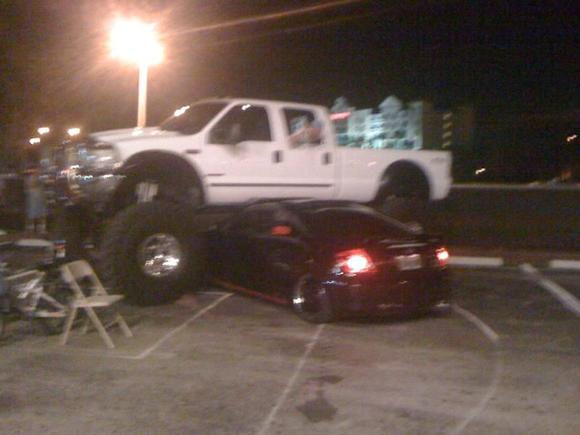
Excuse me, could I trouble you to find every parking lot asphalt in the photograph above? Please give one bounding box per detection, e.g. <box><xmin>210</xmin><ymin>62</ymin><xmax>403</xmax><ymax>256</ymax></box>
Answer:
<box><xmin>1</xmin><ymin>266</ymin><xmax>579</xmax><ymax>435</ymax></box>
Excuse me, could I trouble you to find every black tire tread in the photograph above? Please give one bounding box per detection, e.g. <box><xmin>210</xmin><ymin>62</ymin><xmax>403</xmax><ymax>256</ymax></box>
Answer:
<box><xmin>291</xmin><ymin>274</ymin><xmax>335</xmax><ymax>324</ymax></box>
<box><xmin>99</xmin><ymin>201</ymin><xmax>207</xmax><ymax>305</ymax></box>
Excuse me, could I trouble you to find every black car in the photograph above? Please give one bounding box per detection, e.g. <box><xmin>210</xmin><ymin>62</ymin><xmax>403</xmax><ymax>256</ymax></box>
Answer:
<box><xmin>206</xmin><ymin>200</ymin><xmax>451</xmax><ymax>323</ymax></box>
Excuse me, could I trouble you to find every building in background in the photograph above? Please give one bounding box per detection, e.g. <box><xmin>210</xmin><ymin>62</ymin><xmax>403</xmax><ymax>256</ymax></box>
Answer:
<box><xmin>330</xmin><ymin>96</ymin><xmax>474</xmax><ymax>151</ymax></box>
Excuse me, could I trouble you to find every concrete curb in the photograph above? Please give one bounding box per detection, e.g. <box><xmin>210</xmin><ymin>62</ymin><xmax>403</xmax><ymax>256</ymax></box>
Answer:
<box><xmin>449</xmin><ymin>256</ymin><xmax>504</xmax><ymax>267</ymax></box>
<box><xmin>549</xmin><ymin>260</ymin><xmax>580</xmax><ymax>271</ymax></box>
<box><xmin>450</xmin><ymin>256</ymin><xmax>580</xmax><ymax>271</ymax></box>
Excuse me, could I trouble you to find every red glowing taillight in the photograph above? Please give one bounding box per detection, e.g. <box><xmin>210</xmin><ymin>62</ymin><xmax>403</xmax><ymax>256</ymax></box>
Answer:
<box><xmin>335</xmin><ymin>249</ymin><xmax>375</xmax><ymax>275</ymax></box>
<box><xmin>436</xmin><ymin>247</ymin><xmax>450</xmax><ymax>267</ymax></box>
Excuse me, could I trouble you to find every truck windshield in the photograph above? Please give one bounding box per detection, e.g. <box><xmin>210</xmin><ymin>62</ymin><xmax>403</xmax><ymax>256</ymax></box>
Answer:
<box><xmin>160</xmin><ymin>102</ymin><xmax>227</xmax><ymax>135</ymax></box>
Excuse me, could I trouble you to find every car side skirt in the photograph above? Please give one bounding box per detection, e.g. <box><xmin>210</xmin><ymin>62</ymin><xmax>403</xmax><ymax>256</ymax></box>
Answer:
<box><xmin>213</xmin><ymin>279</ymin><xmax>288</xmax><ymax>305</ymax></box>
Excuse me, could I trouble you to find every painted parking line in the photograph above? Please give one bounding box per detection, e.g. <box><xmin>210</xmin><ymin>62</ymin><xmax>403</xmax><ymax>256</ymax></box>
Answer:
<box><xmin>449</xmin><ymin>256</ymin><xmax>504</xmax><ymax>267</ymax></box>
<box><xmin>520</xmin><ymin>263</ymin><xmax>580</xmax><ymax>317</ymax></box>
<box><xmin>549</xmin><ymin>260</ymin><xmax>580</xmax><ymax>271</ymax></box>
<box><xmin>256</xmin><ymin>324</ymin><xmax>325</xmax><ymax>435</ymax></box>
<box><xmin>6</xmin><ymin>294</ymin><xmax>234</xmax><ymax>361</ymax></box>
<box><xmin>132</xmin><ymin>293</ymin><xmax>233</xmax><ymax>360</ymax></box>
<box><xmin>452</xmin><ymin>304</ymin><xmax>499</xmax><ymax>344</ymax></box>
<box><xmin>451</xmin><ymin>304</ymin><xmax>503</xmax><ymax>435</ymax></box>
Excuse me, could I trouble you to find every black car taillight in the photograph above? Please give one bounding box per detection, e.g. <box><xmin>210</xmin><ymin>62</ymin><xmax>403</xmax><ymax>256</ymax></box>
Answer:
<box><xmin>435</xmin><ymin>247</ymin><xmax>450</xmax><ymax>267</ymax></box>
<box><xmin>335</xmin><ymin>249</ymin><xmax>376</xmax><ymax>275</ymax></box>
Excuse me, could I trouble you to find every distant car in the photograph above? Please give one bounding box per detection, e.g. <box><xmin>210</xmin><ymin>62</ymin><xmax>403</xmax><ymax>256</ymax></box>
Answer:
<box><xmin>206</xmin><ymin>200</ymin><xmax>451</xmax><ymax>323</ymax></box>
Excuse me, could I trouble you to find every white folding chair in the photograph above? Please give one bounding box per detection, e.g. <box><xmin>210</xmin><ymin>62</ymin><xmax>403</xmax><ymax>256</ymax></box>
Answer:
<box><xmin>60</xmin><ymin>260</ymin><xmax>133</xmax><ymax>349</ymax></box>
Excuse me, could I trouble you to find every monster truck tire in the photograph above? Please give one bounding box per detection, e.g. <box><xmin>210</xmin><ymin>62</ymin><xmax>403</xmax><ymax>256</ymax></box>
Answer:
<box><xmin>375</xmin><ymin>174</ymin><xmax>429</xmax><ymax>226</ymax></box>
<box><xmin>379</xmin><ymin>195</ymin><xmax>427</xmax><ymax>226</ymax></box>
<box><xmin>100</xmin><ymin>201</ymin><xmax>206</xmax><ymax>306</ymax></box>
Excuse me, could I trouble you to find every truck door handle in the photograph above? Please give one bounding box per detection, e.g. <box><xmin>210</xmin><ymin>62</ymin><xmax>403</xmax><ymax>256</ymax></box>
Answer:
<box><xmin>273</xmin><ymin>150</ymin><xmax>283</xmax><ymax>163</ymax></box>
<box><xmin>322</xmin><ymin>152</ymin><xmax>332</xmax><ymax>165</ymax></box>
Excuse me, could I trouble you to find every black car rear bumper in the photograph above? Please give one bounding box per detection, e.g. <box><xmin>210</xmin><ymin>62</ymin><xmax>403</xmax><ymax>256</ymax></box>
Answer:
<box><xmin>323</xmin><ymin>268</ymin><xmax>451</xmax><ymax>317</ymax></box>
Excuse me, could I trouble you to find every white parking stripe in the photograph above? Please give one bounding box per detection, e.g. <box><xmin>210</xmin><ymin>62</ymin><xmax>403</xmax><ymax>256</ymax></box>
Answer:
<box><xmin>449</xmin><ymin>256</ymin><xmax>504</xmax><ymax>267</ymax></box>
<box><xmin>134</xmin><ymin>293</ymin><xmax>233</xmax><ymax>360</ymax></box>
<box><xmin>520</xmin><ymin>263</ymin><xmax>580</xmax><ymax>316</ymax></box>
<box><xmin>549</xmin><ymin>260</ymin><xmax>580</xmax><ymax>271</ymax></box>
<box><xmin>452</xmin><ymin>304</ymin><xmax>500</xmax><ymax>343</ymax></box>
<box><xmin>451</xmin><ymin>304</ymin><xmax>503</xmax><ymax>435</ymax></box>
<box><xmin>256</xmin><ymin>324</ymin><xmax>325</xmax><ymax>435</ymax></box>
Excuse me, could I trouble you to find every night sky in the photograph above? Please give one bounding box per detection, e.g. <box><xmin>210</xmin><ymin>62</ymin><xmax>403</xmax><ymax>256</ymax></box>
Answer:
<box><xmin>1</xmin><ymin>0</ymin><xmax>578</xmax><ymax>180</ymax></box>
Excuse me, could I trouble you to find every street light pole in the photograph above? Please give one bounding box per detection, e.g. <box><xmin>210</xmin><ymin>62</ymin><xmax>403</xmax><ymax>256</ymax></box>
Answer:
<box><xmin>109</xmin><ymin>18</ymin><xmax>163</xmax><ymax>129</ymax></box>
<box><xmin>138</xmin><ymin>63</ymin><xmax>148</xmax><ymax>128</ymax></box>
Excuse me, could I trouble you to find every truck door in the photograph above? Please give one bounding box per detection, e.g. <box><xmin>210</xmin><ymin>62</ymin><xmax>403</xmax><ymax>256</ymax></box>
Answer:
<box><xmin>275</xmin><ymin>107</ymin><xmax>336</xmax><ymax>199</ymax></box>
<box><xmin>203</xmin><ymin>103</ymin><xmax>281</xmax><ymax>203</ymax></box>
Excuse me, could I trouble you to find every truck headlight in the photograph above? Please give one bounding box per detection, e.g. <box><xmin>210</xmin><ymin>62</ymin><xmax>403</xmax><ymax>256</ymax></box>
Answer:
<box><xmin>59</xmin><ymin>139</ymin><xmax>122</xmax><ymax>201</ymax></box>
<box><xmin>69</xmin><ymin>140</ymin><xmax>121</xmax><ymax>175</ymax></box>
<box><xmin>80</xmin><ymin>141</ymin><xmax>121</xmax><ymax>173</ymax></box>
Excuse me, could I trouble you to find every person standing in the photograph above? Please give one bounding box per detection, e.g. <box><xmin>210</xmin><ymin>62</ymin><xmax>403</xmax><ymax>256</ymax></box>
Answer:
<box><xmin>24</xmin><ymin>167</ymin><xmax>47</xmax><ymax>233</ymax></box>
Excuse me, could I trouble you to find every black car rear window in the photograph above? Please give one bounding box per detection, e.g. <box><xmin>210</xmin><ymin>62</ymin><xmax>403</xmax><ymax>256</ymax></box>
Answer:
<box><xmin>302</xmin><ymin>208</ymin><xmax>413</xmax><ymax>240</ymax></box>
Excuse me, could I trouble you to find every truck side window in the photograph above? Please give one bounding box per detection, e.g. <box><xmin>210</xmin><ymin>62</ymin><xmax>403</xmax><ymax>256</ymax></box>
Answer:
<box><xmin>283</xmin><ymin>109</ymin><xmax>323</xmax><ymax>146</ymax></box>
<box><xmin>209</xmin><ymin>105</ymin><xmax>272</xmax><ymax>145</ymax></box>
<box><xmin>160</xmin><ymin>102</ymin><xmax>227</xmax><ymax>135</ymax></box>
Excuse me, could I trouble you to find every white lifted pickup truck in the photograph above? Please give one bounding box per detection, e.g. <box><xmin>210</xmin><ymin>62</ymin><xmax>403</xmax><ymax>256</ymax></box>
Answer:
<box><xmin>60</xmin><ymin>98</ymin><xmax>452</xmax><ymax>304</ymax></box>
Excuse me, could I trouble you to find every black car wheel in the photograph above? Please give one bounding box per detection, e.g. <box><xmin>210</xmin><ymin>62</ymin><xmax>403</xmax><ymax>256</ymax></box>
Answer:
<box><xmin>291</xmin><ymin>273</ymin><xmax>335</xmax><ymax>323</ymax></box>
<box><xmin>100</xmin><ymin>201</ymin><xmax>205</xmax><ymax>305</ymax></box>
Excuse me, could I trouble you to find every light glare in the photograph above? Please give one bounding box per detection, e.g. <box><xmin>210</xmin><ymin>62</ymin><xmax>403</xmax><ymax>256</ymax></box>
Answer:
<box><xmin>436</xmin><ymin>248</ymin><xmax>449</xmax><ymax>266</ymax></box>
<box><xmin>173</xmin><ymin>105</ymin><xmax>190</xmax><ymax>117</ymax></box>
<box><xmin>346</xmin><ymin>254</ymin><xmax>370</xmax><ymax>273</ymax></box>
<box><xmin>110</xmin><ymin>18</ymin><xmax>164</xmax><ymax>66</ymax></box>
<box><xmin>37</xmin><ymin>127</ymin><xmax>50</xmax><ymax>135</ymax></box>
<box><xmin>29</xmin><ymin>137</ymin><xmax>41</xmax><ymax>145</ymax></box>
<box><xmin>67</xmin><ymin>127</ymin><xmax>81</xmax><ymax>137</ymax></box>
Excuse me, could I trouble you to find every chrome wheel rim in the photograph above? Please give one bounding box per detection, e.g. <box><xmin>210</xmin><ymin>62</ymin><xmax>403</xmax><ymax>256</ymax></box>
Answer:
<box><xmin>138</xmin><ymin>233</ymin><xmax>183</xmax><ymax>278</ymax></box>
<box><xmin>293</xmin><ymin>275</ymin><xmax>323</xmax><ymax>314</ymax></box>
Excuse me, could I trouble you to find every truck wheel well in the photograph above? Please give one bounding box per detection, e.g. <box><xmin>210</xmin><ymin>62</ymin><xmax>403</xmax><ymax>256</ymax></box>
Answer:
<box><xmin>378</xmin><ymin>161</ymin><xmax>430</xmax><ymax>201</ymax></box>
<box><xmin>108</xmin><ymin>151</ymin><xmax>204</xmax><ymax>216</ymax></box>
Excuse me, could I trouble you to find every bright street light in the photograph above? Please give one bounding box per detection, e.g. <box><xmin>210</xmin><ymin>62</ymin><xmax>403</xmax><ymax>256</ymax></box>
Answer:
<box><xmin>67</xmin><ymin>127</ymin><xmax>81</xmax><ymax>137</ymax></box>
<box><xmin>109</xmin><ymin>17</ymin><xmax>164</xmax><ymax>128</ymax></box>
<box><xmin>29</xmin><ymin>137</ymin><xmax>41</xmax><ymax>145</ymax></box>
<box><xmin>37</xmin><ymin>126</ymin><xmax>50</xmax><ymax>135</ymax></box>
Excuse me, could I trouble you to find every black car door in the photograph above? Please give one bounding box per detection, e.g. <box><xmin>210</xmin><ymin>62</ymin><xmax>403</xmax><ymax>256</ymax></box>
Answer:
<box><xmin>215</xmin><ymin>208</ymin><xmax>264</xmax><ymax>288</ymax></box>
<box><xmin>247</xmin><ymin>207</ymin><xmax>311</xmax><ymax>299</ymax></box>
<box><xmin>216</xmin><ymin>203</ymin><xmax>310</xmax><ymax>298</ymax></box>
<box><xmin>251</xmin><ymin>234</ymin><xmax>310</xmax><ymax>299</ymax></box>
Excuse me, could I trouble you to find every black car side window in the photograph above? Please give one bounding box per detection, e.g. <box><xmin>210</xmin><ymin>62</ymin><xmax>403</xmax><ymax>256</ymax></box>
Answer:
<box><xmin>225</xmin><ymin>204</ymin><xmax>302</xmax><ymax>238</ymax></box>
<box><xmin>226</xmin><ymin>207</ymin><xmax>276</xmax><ymax>237</ymax></box>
